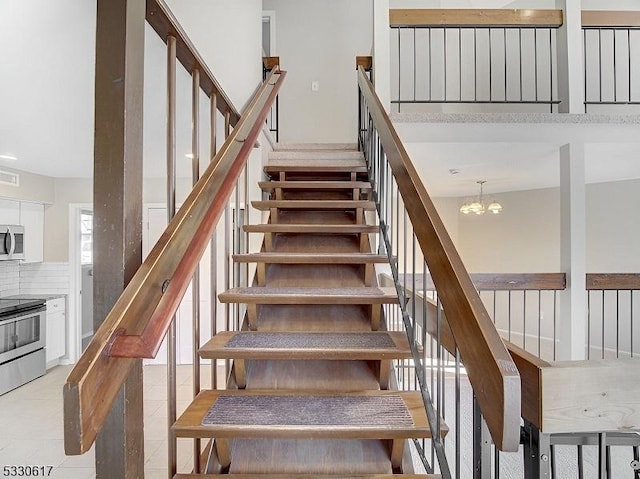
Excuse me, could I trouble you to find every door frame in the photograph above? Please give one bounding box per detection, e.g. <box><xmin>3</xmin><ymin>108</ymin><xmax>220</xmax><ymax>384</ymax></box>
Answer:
<box><xmin>68</xmin><ymin>203</ymin><xmax>93</xmax><ymax>364</ymax></box>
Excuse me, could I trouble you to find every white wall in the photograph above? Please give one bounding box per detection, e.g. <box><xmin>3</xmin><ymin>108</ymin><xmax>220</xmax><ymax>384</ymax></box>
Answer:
<box><xmin>262</xmin><ymin>0</ymin><xmax>373</xmax><ymax>143</ymax></box>
<box><xmin>0</xmin><ymin>167</ymin><xmax>54</xmax><ymax>204</ymax></box>
<box><xmin>433</xmin><ymin>178</ymin><xmax>640</xmax><ymax>274</ymax></box>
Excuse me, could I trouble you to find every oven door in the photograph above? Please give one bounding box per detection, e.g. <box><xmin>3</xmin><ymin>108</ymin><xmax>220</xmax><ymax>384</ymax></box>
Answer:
<box><xmin>0</xmin><ymin>308</ymin><xmax>45</xmax><ymax>364</ymax></box>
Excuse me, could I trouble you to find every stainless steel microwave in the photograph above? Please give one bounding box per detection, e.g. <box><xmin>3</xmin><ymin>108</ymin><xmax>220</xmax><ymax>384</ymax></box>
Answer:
<box><xmin>0</xmin><ymin>225</ymin><xmax>25</xmax><ymax>260</ymax></box>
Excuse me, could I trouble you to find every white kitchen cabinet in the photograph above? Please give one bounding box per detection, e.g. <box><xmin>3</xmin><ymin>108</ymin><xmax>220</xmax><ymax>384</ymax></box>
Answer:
<box><xmin>0</xmin><ymin>198</ymin><xmax>20</xmax><ymax>224</ymax></box>
<box><xmin>45</xmin><ymin>297</ymin><xmax>66</xmax><ymax>365</ymax></box>
<box><xmin>19</xmin><ymin>202</ymin><xmax>44</xmax><ymax>262</ymax></box>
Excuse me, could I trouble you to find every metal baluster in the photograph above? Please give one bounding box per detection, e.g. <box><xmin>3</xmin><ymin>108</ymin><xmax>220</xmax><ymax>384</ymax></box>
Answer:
<box><xmin>166</xmin><ymin>34</ymin><xmax>178</xmax><ymax>479</ymax></box>
<box><xmin>455</xmin><ymin>346</ymin><xmax>461</xmax><ymax>479</ymax></box>
<box><xmin>504</xmin><ymin>28</ymin><xmax>508</xmax><ymax>102</ymax></box>
<box><xmin>234</xmin><ymin>180</ymin><xmax>240</xmax><ymax>331</ymax></box>
<box><xmin>210</xmin><ymin>94</ymin><xmax>218</xmax><ymax>392</ymax></box>
<box><xmin>429</xmin><ymin>27</ymin><xmax>433</xmax><ymax>102</ymax></box>
<box><xmin>602</xmin><ymin>290</ymin><xmax>606</xmax><ymax>359</ymax></box>
<box><xmin>458</xmin><ymin>28</ymin><xmax>462</xmax><ymax>102</ymax></box>
<box><xmin>628</xmin><ymin>29</ymin><xmax>632</xmax><ymax>103</ymax></box>
<box><xmin>584</xmin><ymin>29</ymin><xmax>589</xmax><ymax>106</ymax></box>
<box><xmin>553</xmin><ymin>290</ymin><xmax>557</xmax><ymax>360</ymax></box>
<box><xmin>632</xmin><ymin>290</ymin><xmax>635</xmax><ymax>358</ymax></box>
<box><xmin>190</xmin><ymin>67</ymin><xmax>201</xmax><ymax>474</ymax></box>
<box><xmin>523</xmin><ymin>290</ymin><xmax>527</xmax><ymax>349</ymax></box>
<box><xmin>577</xmin><ymin>444</ymin><xmax>584</xmax><ymax>479</ymax></box>
<box><xmin>538</xmin><ymin>290</ymin><xmax>542</xmax><ymax>357</ymax></box>
<box><xmin>474</xmin><ymin>28</ymin><xmax>477</xmax><ymax>102</ymax></box>
<box><xmin>444</xmin><ymin>28</ymin><xmax>448</xmax><ymax>101</ymax></box>
<box><xmin>616</xmin><ymin>290</ymin><xmax>620</xmax><ymax>358</ymax></box>
<box><xmin>519</xmin><ymin>28</ymin><xmax>523</xmax><ymax>102</ymax></box>
<box><xmin>398</xmin><ymin>28</ymin><xmax>402</xmax><ymax>112</ymax></box>
<box><xmin>535</xmin><ymin>28</ymin><xmax>539</xmax><ymax>102</ymax></box>
<box><xmin>599</xmin><ymin>29</ymin><xmax>603</xmax><ymax>103</ymax></box>
<box><xmin>550</xmin><ymin>28</ymin><xmax>555</xmax><ymax>112</ymax></box>
<box><xmin>508</xmin><ymin>290</ymin><xmax>512</xmax><ymax>342</ymax></box>
<box><xmin>588</xmin><ymin>291</ymin><xmax>592</xmax><ymax>360</ymax></box>
<box><xmin>613</xmin><ymin>29</ymin><xmax>618</xmax><ymax>103</ymax></box>
<box><xmin>489</xmin><ymin>29</ymin><xmax>493</xmax><ymax>102</ymax></box>
<box><xmin>598</xmin><ymin>433</ymin><xmax>607</xmax><ymax>479</ymax></box>
<box><xmin>413</xmin><ymin>27</ymin><xmax>417</xmax><ymax>103</ymax></box>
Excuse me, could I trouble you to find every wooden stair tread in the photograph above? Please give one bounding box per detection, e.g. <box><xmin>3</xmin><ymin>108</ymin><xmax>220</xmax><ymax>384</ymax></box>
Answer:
<box><xmin>175</xmin><ymin>474</ymin><xmax>440</xmax><ymax>478</ymax></box>
<box><xmin>219</xmin><ymin>287</ymin><xmax>398</xmax><ymax>304</ymax></box>
<box><xmin>273</xmin><ymin>142</ymin><xmax>359</xmax><ymax>151</ymax></box>
<box><xmin>172</xmin><ymin>390</ymin><xmax>437</xmax><ymax>439</ymax></box>
<box><xmin>268</xmin><ymin>151</ymin><xmax>364</xmax><ymax>161</ymax></box>
<box><xmin>259</xmin><ymin>180</ymin><xmax>372</xmax><ymax>190</ymax></box>
<box><xmin>233</xmin><ymin>252</ymin><xmax>388</xmax><ymax>264</ymax></box>
<box><xmin>245</xmin><ymin>224</ymin><xmax>379</xmax><ymax>234</ymax></box>
<box><xmin>199</xmin><ymin>331</ymin><xmax>411</xmax><ymax>360</ymax></box>
<box><xmin>265</xmin><ymin>160</ymin><xmax>367</xmax><ymax>174</ymax></box>
<box><xmin>252</xmin><ymin>200</ymin><xmax>376</xmax><ymax>210</ymax></box>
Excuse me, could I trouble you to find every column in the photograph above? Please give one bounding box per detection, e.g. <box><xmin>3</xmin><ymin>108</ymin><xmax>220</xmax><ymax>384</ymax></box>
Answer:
<box><xmin>93</xmin><ymin>0</ymin><xmax>145</xmax><ymax>476</ymax></box>
<box><xmin>555</xmin><ymin>0</ymin><xmax>585</xmax><ymax>113</ymax></box>
<box><xmin>373</xmin><ymin>0</ymin><xmax>391</xmax><ymax>111</ymax></box>
<box><xmin>558</xmin><ymin>143</ymin><xmax>587</xmax><ymax>360</ymax></box>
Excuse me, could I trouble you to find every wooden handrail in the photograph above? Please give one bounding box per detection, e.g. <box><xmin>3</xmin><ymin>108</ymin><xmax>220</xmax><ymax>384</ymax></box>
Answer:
<box><xmin>389</xmin><ymin>9</ymin><xmax>563</xmax><ymax>28</ymax></box>
<box><xmin>582</xmin><ymin>10</ymin><xmax>640</xmax><ymax>28</ymax></box>
<box><xmin>358</xmin><ymin>66</ymin><xmax>520</xmax><ymax>452</ymax></box>
<box><xmin>64</xmin><ymin>69</ymin><xmax>286</xmax><ymax>455</ymax></box>
<box><xmin>586</xmin><ymin>273</ymin><xmax>640</xmax><ymax>290</ymax></box>
<box><xmin>395</xmin><ymin>272</ymin><xmax>566</xmax><ymax>292</ymax></box>
<box><xmin>146</xmin><ymin>0</ymin><xmax>240</xmax><ymax>126</ymax></box>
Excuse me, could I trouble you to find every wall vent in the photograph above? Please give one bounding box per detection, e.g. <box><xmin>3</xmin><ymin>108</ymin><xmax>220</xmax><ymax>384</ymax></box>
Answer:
<box><xmin>0</xmin><ymin>170</ymin><xmax>19</xmax><ymax>187</ymax></box>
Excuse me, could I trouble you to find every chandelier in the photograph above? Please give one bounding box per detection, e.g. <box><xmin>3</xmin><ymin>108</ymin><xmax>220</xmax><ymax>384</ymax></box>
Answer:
<box><xmin>459</xmin><ymin>180</ymin><xmax>503</xmax><ymax>215</ymax></box>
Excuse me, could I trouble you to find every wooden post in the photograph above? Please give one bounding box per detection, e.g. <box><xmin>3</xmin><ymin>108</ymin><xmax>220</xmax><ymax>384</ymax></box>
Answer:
<box><xmin>93</xmin><ymin>0</ymin><xmax>145</xmax><ymax>477</ymax></box>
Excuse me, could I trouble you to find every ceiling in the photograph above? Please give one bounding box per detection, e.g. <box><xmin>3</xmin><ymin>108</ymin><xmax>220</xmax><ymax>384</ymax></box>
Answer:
<box><xmin>1</xmin><ymin>1</ymin><xmax>639</xmax><ymax>199</ymax></box>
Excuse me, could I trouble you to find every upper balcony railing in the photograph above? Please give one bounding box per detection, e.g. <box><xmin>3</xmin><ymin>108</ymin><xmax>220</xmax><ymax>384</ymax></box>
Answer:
<box><xmin>390</xmin><ymin>8</ymin><xmax>640</xmax><ymax>114</ymax></box>
<box><xmin>390</xmin><ymin>9</ymin><xmax>563</xmax><ymax>113</ymax></box>
<box><xmin>583</xmin><ymin>11</ymin><xmax>640</xmax><ymax>111</ymax></box>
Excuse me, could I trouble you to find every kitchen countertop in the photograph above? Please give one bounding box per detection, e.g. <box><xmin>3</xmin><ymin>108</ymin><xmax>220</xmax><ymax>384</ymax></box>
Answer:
<box><xmin>3</xmin><ymin>293</ymin><xmax>67</xmax><ymax>301</ymax></box>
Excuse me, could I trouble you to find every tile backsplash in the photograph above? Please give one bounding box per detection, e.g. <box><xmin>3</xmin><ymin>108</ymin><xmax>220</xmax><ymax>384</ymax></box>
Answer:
<box><xmin>0</xmin><ymin>261</ymin><xmax>70</xmax><ymax>297</ymax></box>
<box><xmin>0</xmin><ymin>262</ymin><xmax>20</xmax><ymax>296</ymax></box>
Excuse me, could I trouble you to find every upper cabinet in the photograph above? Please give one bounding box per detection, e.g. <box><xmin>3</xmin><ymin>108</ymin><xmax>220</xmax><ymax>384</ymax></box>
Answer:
<box><xmin>0</xmin><ymin>198</ymin><xmax>20</xmax><ymax>225</ymax></box>
<box><xmin>20</xmin><ymin>202</ymin><xmax>44</xmax><ymax>263</ymax></box>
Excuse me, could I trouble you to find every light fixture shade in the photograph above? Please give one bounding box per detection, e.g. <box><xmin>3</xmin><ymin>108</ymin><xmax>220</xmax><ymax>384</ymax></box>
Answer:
<box><xmin>487</xmin><ymin>201</ymin><xmax>503</xmax><ymax>214</ymax></box>
<box><xmin>469</xmin><ymin>201</ymin><xmax>483</xmax><ymax>214</ymax></box>
<box><xmin>459</xmin><ymin>203</ymin><xmax>472</xmax><ymax>214</ymax></box>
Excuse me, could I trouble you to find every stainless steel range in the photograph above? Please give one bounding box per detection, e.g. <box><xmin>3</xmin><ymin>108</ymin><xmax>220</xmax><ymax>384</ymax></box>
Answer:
<box><xmin>0</xmin><ymin>298</ymin><xmax>46</xmax><ymax>395</ymax></box>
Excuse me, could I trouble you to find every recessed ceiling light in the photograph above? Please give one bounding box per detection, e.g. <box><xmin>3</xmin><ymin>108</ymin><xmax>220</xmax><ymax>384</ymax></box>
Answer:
<box><xmin>0</xmin><ymin>154</ymin><xmax>17</xmax><ymax>161</ymax></box>
<box><xmin>185</xmin><ymin>153</ymin><xmax>194</xmax><ymax>159</ymax></box>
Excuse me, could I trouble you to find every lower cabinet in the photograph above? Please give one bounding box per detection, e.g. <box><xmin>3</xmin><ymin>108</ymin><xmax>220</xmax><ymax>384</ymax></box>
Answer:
<box><xmin>45</xmin><ymin>297</ymin><xmax>66</xmax><ymax>365</ymax></box>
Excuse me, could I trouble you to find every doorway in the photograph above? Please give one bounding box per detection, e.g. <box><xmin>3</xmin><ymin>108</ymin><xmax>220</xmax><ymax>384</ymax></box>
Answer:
<box><xmin>79</xmin><ymin>210</ymin><xmax>93</xmax><ymax>351</ymax></box>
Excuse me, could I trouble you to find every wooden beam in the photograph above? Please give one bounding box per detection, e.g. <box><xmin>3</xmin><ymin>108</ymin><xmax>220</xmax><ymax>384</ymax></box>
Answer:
<box><xmin>582</xmin><ymin>10</ymin><xmax>640</xmax><ymax>28</ymax></box>
<box><xmin>73</xmin><ymin>0</ymin><xmax>145</xmax><ymax>475</ymax></box>
<box><xmin>395</xmin><ymin>272</ymin><xmax>567</xmax><ymax>292</ymax></box>
<box><xmin>389</xmin><ymin>9</ymin><xmax>563</xmax><ymax>27</ymax></box>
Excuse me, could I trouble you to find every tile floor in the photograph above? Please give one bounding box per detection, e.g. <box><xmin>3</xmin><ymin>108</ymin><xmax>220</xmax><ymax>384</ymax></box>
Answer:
<box><xmin>0</xmin><ymin>364</ymin><xmax>220</xmax><ymax>479</ymax></box>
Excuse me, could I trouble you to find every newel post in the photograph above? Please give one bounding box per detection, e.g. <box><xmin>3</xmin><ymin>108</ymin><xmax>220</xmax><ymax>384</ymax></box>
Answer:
<box><xmin>93</xmin><ymin>0</ymin><xmax>145</xmax><ymax>476</ymax></box>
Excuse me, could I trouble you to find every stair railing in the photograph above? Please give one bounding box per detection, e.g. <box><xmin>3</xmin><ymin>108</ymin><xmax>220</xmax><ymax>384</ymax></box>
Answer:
<box><xmin>357</xmin><ymin>64</ymin><xmax>521</xmax><ymax>477</ymax></box>
<box><xmin>64</xmin><ymin>2</ymin><xmax>286</xmax><ymax>472</ymax></box>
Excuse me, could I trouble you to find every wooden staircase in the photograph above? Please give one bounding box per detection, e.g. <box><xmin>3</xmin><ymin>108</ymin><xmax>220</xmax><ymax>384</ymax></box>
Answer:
<box><xmin>172</xmin><ymin>144</ymin><xmax>445</xmax><ymax>477</ymax></box>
